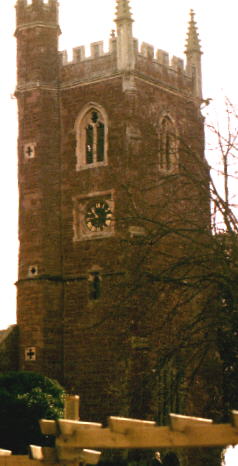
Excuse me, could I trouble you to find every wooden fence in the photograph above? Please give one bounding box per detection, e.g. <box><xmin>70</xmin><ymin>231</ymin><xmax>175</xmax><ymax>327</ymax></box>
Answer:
<box><xmin>29</xmin><ymin>411</ymin><xmax>238</xmax><ymax>464</ymax></box>
<box><xmin>1</xmin><ymin>397</ymin><xmax>238</xmax><ymax>464</ymax></box>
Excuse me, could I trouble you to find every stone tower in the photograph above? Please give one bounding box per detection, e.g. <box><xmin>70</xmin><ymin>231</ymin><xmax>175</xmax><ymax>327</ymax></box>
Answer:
<box><xmin>15</xmin><ymin>1</ymin><xmax>208</xmax><ymax>422</ymax></box>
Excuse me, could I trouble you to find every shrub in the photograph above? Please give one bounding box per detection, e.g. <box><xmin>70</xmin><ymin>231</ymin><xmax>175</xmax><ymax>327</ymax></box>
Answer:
<box><xmin>0</xmin><ymin>371</ymin><xmax>64</xmax><ymax>454</ymax></box>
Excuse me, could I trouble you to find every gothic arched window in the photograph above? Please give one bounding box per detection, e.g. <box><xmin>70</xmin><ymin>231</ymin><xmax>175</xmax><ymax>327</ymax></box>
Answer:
<box><xmin>75</xmin><ymin>104</ymin><xmax>108</xmax><ymax>170</ymax></box>
<box><xmin>159</xmin><ymin>116</ymin><xmax>178</xmax><ymax>172</ymax></box>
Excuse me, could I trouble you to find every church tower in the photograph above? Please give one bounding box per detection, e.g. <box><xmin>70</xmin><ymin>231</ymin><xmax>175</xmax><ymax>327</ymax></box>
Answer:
<box><xmin>15</xmin><ymin>0</ymin><xmax>208</xmax><ymax>422</ymax></box>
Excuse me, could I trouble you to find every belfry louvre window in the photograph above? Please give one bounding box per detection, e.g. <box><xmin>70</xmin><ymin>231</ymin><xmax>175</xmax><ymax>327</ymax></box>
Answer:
<box><xmin>159</xmin><ymin>116</ymin><xmax>178</xmax><ymax>172</ymax></box>
<box><xmin>76</xmin><ymin>105</ymin><xmax>108</xmax><ymax>170</ymax></box>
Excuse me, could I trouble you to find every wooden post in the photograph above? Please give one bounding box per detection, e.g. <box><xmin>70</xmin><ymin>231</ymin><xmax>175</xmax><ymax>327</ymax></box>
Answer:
<box><xmin>64</xmin><ymin>395</ymin><xmax>80</xmax><ymax>421</ymax></box>
<box><xmin>64</xmin><ymin>395</ymin><xmax>80</xmax><ymax>466</ymax></box>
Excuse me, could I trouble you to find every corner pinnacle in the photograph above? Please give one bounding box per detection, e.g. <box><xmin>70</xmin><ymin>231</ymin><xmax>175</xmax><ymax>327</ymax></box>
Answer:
<box><xmin>185</xmin><ymin>9</ymin><xmax>202</xmax><ymax>54</ymax></box>
<box><xmin>115</xmin><ymin>0</ymin><xmax>133</xmax><ymax>22</ymax></box>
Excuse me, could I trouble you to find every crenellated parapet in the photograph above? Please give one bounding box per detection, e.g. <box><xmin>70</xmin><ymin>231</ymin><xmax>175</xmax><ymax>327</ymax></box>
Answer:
<box><xmin>136</xmin><ymin>42</ymin><xmax>192</xmax><ymax>94</ymax></box>
<box><xmin>60</xmin><ymin>38</ymin><xmax>186</xmax><ymax>72</ymax></box>
<box><xmin>59</xmin><ymin>37</ymin><xmax>193</xmax><ymax>95</ymax></box>
<box><xmin>59</xmin><ymin>39</ymin><xmax>117</xmax><ymax>66</ymax></box>
<box><xmin>15</xmin><ymin>0</ymin><xmax>199</xmax><ymax>98</ymax></box>
<box><xmin>139</xmin><ymin>42</ymin><xmax>185</xmax><ymax>72</ymax></box>
<box><xmin>15</xmin><ymin>0</ymin><xmax>59</xmax><ymax>34</ymax></box>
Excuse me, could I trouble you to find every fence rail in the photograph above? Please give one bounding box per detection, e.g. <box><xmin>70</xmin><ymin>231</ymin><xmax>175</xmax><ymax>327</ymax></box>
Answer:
<box><xmin>1</xmin><ymin>396</ymin><xmax>238</xmax><ymax>464</ymax></box>
<box><xmin>28</xmin><ymin>412</ymin><xmax>238</xmax><ymax>463</ymax></box>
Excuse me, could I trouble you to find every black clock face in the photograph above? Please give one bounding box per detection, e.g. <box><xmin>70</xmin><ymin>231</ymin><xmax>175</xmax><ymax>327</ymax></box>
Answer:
<box><xmin>85</xmin><ymin>200</ymin><xmax>112</xmax><ymax>232</ymax></box>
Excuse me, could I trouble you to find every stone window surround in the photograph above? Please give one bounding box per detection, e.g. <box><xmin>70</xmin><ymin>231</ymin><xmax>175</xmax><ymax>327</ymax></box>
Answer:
<box><xmin>25</xmin><ymin>346</ymin><xmax>36</xmax><ymax>362</ymax></box>
<box><xmin>73</xmin><ymin>189</ymin><xmax>115</xmax><ymax>241</ymax></box>
<box><xmin>75</xmin><ymin>102</ymin><xmax>109</xmax><ymax>171</ymax></box>
<box><xmin>28</xmin><ymin>264</ymin><xmax>38</xmax><ymax>277</ymax></box>
<box><xmin>23</xmin><ymin>141</ymin><xmax>37</xmax><ymax>160</ymax></box>
<box><xmin>158</xmin><ymin>114</ymin><xmax>179</xmax><ymax>173</ymax></box>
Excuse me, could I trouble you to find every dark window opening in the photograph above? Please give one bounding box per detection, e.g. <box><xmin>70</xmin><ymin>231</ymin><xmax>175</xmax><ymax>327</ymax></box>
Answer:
<box><xmin>26</xmin><ymin>146</ymin><xmax>34</xmax><ymax>157</ymax></box>
<box><xmin>165</xmin><ymin>132</ymin><xmax>172</xmax><ymax>171</ymax></box>
<box><xmin>89</xmin><ymin>272</ymin><xmax>101</xmax><ymax>300</ymax></box>
<box><xmin>97</xmin><ymin>122</ymin><xmax>105</xmax><ymax>162</ymax></box>
<box><xmin>86</xmin><ymin>124</ymin><xmax>93</xmax><ymax>164</ymax></box>
<box><xmin>91</xmin><ymin>111</ymin><xmax>99</xmax><ymax>123</ymax></box>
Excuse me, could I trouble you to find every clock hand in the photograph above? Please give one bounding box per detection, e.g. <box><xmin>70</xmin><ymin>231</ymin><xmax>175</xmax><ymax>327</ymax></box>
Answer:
<box><xmin>92</xmin><ymin>207</ymin><xmax>99</xmax><ymax>218</ymax></box>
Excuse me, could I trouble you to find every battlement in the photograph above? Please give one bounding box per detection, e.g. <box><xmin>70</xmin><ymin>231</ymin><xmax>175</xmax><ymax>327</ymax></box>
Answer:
<box><xmin>60</xmin><ymin>39</ymin><xmax>117</xmax><ymax>66</ymax></box>
<box><xmin>16</xmin><ymin>0</ymin><xmax>57</xmax><ymax>7</ymax></box>
<box><xmin>139</xmin><ymin>41</ymin><xmax>185</xmax><ymax>73</ymax></box>
<box><xmin>15</xmin><ymin>0</ymin><xmax>58</xmax><ymax>30</ymax></box>
<box><xmin>60</xmin><ymin>38</ymin><xmax>185</xmax><ymax>72</ymax></box>
<box><xmin>59</xmin><ymin>37</ymin><xmax>190</xmax><ymax>94</ymax></box>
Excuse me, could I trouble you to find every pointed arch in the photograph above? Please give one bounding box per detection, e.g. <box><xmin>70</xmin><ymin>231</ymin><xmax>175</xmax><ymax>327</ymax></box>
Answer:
<box><xmin>75</xmin><ymin>103</ymin><xmax>108</xmax><ymax>170</ymax></box>
<box><xmin>159</xmin><ymin>115</ymin><xmax>178</xmax><ymax>173</ymax></box>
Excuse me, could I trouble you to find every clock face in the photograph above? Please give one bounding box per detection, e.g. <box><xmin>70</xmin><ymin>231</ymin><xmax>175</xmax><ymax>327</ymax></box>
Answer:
<box><xmin>85</xmin><ymin>200</ymin><xmax>112</xmax><ymax>232</ymax></box>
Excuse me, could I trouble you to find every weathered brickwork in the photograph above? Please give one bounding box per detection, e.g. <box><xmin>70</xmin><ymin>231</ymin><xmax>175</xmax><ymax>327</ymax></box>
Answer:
<box><xmin>15</xmin><ymin>0</ymin><xmax>211</xmax><ymax>425</ymax></box>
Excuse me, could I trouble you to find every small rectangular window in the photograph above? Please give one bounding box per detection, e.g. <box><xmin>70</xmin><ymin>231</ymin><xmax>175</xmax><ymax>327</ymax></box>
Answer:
<box><xmin>89</xmin><ymin>272</ymin><xmax>101</xmax><ymax>300</ymax></box>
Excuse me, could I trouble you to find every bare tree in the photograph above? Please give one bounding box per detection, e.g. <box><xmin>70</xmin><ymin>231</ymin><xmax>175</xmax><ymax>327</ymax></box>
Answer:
<box><xmin>109</xmin><ymin>99</ymin><xmax>238</xmax><ymax>428</ymax></box>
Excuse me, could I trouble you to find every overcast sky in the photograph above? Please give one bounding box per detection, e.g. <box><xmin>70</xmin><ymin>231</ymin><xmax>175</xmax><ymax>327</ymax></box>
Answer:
<box><xmin>0</xmin><ymin>1</ymin><xmax>237</xmax><ymax>464</ymax></box>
